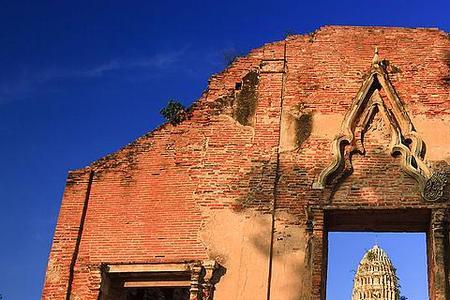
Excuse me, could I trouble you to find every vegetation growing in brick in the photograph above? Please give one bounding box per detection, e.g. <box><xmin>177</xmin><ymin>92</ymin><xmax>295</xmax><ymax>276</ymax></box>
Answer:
<box><xmin>284</xmin><ymin>30</ymin><xmax>297</xmax><ymax>38</ymax></box>
<box><xmin>308</xmin><ymin>31</ymin><xmax>318</xmax><ymax>42</ymax></box>
<box><xmin>160</xmin><ymin>100</ymin><xmax>188</xmax><ymax>125</ymax></box>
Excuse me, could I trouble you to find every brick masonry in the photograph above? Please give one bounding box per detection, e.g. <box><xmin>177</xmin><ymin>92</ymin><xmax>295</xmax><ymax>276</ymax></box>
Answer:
<box><xmin>42</xmin><ymin>26</ymin><xmax>450</xmax><ymax>300</ymax></box>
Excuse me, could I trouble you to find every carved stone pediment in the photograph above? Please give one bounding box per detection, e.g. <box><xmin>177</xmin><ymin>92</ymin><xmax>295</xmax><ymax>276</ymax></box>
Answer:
<box><xmin>313</xmin><ymin>49</ymin><xmax>447</xmax><ymax>202</ymax></box>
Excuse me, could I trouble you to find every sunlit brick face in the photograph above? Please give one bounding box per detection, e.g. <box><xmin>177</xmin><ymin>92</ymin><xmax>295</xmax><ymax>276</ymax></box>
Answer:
<box><xmin>42</xmin><ymin>26</ymin><xmax>450</xmax><ymax>300</ymax></box>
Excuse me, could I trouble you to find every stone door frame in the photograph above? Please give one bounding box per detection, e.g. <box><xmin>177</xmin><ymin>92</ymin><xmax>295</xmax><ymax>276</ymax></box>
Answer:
<box><xmin>308</xmin><ymin>206</ymin><xmax>449</xmax><ymax>300</ymax></box>
<box><xmin>99</xmin><ymin>261</ymin><xmax>219</xmax><ymax>300</ymax></box>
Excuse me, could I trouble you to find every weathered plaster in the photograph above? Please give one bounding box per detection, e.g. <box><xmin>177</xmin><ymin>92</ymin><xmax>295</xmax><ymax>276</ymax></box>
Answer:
<box><xmin>200</xmin><ymin>210</ymin><xmax>272</xmax><ymax>300</ymax></box>
<box><xmin>269</xmin><ymin>211</ymin><xmax>309</xmax><ymax>300</ymax></box>
<box><xmin>413</xmin><ymin>116</ymin><xmax>450</xmax><ymax>162</ymax></box>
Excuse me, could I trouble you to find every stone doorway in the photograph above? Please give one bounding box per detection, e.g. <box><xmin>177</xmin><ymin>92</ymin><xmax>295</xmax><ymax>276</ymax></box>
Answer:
<box><xmin>326</xmin><ymin>232</ymin><xmax>428</xmax><ymax>299</ymax></box>
<box><xmin>309</xmin><ymin>208</ymin><xmax>449</xmax><ymax>300</ymax></box>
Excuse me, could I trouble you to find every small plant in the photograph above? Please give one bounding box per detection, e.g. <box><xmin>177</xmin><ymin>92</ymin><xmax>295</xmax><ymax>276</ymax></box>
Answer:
<box><xmin>284</xmin><ymin>30</ymin><xmax>297</xmax><ymax>38</ymax></box>
<box><xmin>160</xmin><ymin>100</ymin><xmax>188</xmax><ymax>125</ymax></box>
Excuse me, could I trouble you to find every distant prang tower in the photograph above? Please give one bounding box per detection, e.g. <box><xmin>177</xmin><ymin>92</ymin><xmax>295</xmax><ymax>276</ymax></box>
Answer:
<box><xmin>352</xmin><ymin>245</ymin><xmax>400</xmax><ymax>300</ymax></box>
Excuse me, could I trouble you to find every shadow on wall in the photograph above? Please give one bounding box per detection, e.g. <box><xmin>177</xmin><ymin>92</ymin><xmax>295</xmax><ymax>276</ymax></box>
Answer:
<box><xmin>230</xmin><ymin>159</ymin><xmax>313</xmax><ymax>299</ymax></box>
<box><xmin>281</xmin><ymin>104</ymin><xmax>314</xmax><ymax>152</ymax></box>
<box><xmin>296</xmin><ymin>112</ymin><xmax>313</xmax><ymax>149</ymax></box>
<box><xmin>209</xmin><ymin>265</ymin><xmax>227</xmax><ymax>299</ymax></box>
<box><xmin>444</xmin><ymin>49</ymin><xmax>450</xmax><ymax>85</ymax></box>
<box><xmin>248</xmin><ymin>216</ymin><xmax>272</xmax><ymax>256</ymax></box>
<box><xmin>247</xmin><ymin>213</ymin><xmax>312</xmax><ymax>299</ymax></box>
<box><xmin>233</xmin><ymin>71</ymin><xmax>259</xmax><ymax>126</ymax></box>
<box><xmin>231</xmin><ymin>158</ymin><xmax>274</xmax><ymax>213</ymax></box>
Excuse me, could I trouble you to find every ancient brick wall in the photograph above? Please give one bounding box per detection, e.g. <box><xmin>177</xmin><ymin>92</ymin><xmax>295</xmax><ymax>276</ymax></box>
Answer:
<box><xmin>42</xmin><ymin>26</ymin><xmax>450</xmax><ymax>300</ymax></box>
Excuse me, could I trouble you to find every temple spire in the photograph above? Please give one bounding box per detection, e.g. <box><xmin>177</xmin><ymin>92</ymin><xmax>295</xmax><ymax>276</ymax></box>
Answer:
<box><xmin>352</xmin><ymin>245</ymin><xmax>400</xmax><ymax>300</ymax></box>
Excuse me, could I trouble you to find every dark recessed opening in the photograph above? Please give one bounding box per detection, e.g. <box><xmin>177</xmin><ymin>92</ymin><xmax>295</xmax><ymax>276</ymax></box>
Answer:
<box><xmin>105</xmin><ymin>270</ymin><xmax>191</xmax><ymax>300</ymax></box>
<box><xmin>126</xmin><ymin>287</ymin><xmax>190</xmax><ymax>300</ymax></box>
<box><xmin>325</xmin><ymin>208</ymin><xmax>430</xmax><ymax>232</ymax></box>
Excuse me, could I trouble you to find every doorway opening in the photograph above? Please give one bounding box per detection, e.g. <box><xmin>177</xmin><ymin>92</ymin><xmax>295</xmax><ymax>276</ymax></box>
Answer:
<box><xmin>326</xmin><ymin>232</ymin><xmax>428</xmax><ymax>299</ymax></box>
<box><xmin>322</xmin><ymin>208</ymin><xmax>435</xmax><ymax>300</ymax></box>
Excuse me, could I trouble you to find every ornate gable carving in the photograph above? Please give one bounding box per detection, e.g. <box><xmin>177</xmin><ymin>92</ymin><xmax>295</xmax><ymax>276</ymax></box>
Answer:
<box><xmin>313</xmin><ymin>49</ymin><xmax>447</xmax><ymax>202</ymax></box>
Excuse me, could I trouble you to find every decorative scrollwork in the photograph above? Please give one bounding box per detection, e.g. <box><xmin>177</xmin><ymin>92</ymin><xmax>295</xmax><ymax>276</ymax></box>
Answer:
<box><xmin>423</xmin><ymin>172</ymin><xmax>448</xmax><ymax>202</ymax></box>
<box><xmin>313</xmin><ymin>48</ymin><xmax>446</xmax><ymax>202</ymax></box>
<box><xmin>201</xmin><ymin>260</ymin><xmax>218</xmax><ymax>300</ymax></box>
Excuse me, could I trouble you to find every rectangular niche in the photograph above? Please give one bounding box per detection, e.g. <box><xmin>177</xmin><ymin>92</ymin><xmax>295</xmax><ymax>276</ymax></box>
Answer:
<box><xmin>100</xmin><ymin>263</ymin><xmax>193</xmax><ymax>300</ymax></box>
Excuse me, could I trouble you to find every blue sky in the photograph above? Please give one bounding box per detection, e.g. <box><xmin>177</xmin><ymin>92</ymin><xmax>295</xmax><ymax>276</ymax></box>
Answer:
<box><xmin>327</xmin><ymin>233</ymin><xmax>428</xmax><ymax>299</ymax></box>
<box><xmin>0</xmin><ymin>1</ymin><xmax>448</xmax><ymax>299</ymax></box>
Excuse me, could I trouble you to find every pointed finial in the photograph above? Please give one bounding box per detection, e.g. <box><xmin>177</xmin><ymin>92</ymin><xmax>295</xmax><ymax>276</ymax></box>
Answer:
<box><xmin>372</xmin><ymin>47</ymin><xmax>379</xmax><ymax>66</ymax></box>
